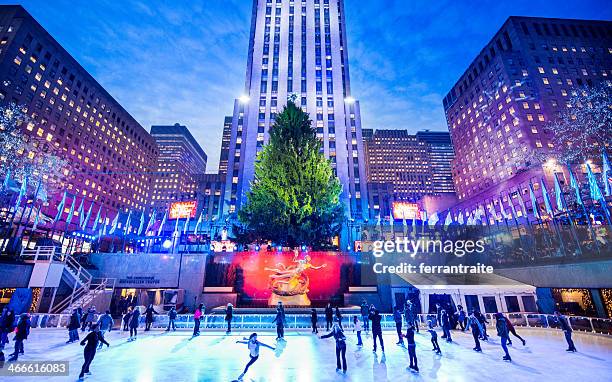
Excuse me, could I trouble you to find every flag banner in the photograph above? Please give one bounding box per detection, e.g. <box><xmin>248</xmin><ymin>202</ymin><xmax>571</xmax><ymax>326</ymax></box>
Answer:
<box><xmin>444</xmin><ymin>210</ymin><xmax>453</xmax><ymax>226</ymax></box>
<box><xmin>137</xmin><ymin>210</ymin><xmax>146</xmax><ymax>236</ymax></box>
<box><xmin>145</xmin><ymin>210</ymin><xmax>156</xmax><ymax>234</ymax></box>
<box><xmin>158</xmin><ymin>211</ymin><xmax>167</xmax><ymax>236</ymax></box>
<box><xmin>109</xmin><ymin>211</ymin><xmax>119</xmax><ymax>235</ymax></box>
<box><xmin>183</xmin><ymin>214</ymin><xmax>190</xmax><ymax>234</ymax></box>
<box><xmin>65</xmin><ymin>197</ymin><xmax>76</xmax><ymax>227</ymax></box>
<box><xmin>586</xmin><ymin>163</ymin><xmax>604</xmax><ymax>202</ymax></box>
<box><xmin>603</xmin><ymin>150</ymin><xmax>612</xmax><ymax>197</ymax></box>
<box><xmin>92</xmin><ymin>207</ymin><xmax>102</xmax><ymax>232</ymax></box>
<box><xmin>568</xmin><ymin>164</ymin><xmax>583</xmax><ymax>206</ymax></box>
<box><xmin>124</xmin><ymin>210</ymin><xmax>132</xmax><ymax>234</ymax></box>
<box><xmin>540</xmin><ymin>178</ymin><xmax>554</xmax><ymax>216</ymax></box>
<box><xmin>32</xmin><ymin>208</ymin><xmax>40</xmax><ymax>231</ymax></box>
<box><xmin>77</xmin><ymin>199</ymin><xmax>85</xmax><ymax>227</ymax></box>
<box><xmin>82</xmin><ymin>202</ymin><xmax>93</xmax><ymax>230</ymax></box>
<box><xmin>529</xmin><ymin>183</ymin><xmax>541</xmax><ymax>219</ymax></box>
<box><xmin>54</xmin><ymin>191</ymin><xmax>67</xmax><ymax>223</ymax></box>
<box><xmin>553</xmin><ymin>174</ymin><xmax>565</xmax><ymax>212</ymax></box>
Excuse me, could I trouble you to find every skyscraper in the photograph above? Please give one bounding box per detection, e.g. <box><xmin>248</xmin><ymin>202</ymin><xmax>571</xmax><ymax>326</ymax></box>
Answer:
<box><xmin>365</xmin><ymin>129</ymin><xmax>433</xmax><ymax>201</ymax></box>
<box><xmin>223</xmin><ymin>0</ymin><xmax>369</xmax><ymax>222</ymax></box>
<box><xmin>415</xmin><ymin>130</ymin><xmax>456</xmax><ymax>195</ymax></box>
<box><xmin>0</xmin><ymin>5</ymin><xmax>158</xmax><ymax>227</ymax></box>
<box><xmin>218</xmin><ymin>116</ymin><xmax>232</xmax><ymax>175</ymax></box>
<box><xmin>443</xmin><ymin>16</ymin><xmax>611</xmax><ymax>207</ymax></box>
<box><xmin>150</xmin><ymin>124</ymin><xmax>207</xmax><ymax>209</ymax></box>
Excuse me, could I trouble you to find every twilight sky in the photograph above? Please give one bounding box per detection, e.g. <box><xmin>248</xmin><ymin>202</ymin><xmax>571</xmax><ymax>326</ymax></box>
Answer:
<box><xmin>6</xmin><ymin>0</ymin><xmax>611</xmax><ymax>171</ymax></box>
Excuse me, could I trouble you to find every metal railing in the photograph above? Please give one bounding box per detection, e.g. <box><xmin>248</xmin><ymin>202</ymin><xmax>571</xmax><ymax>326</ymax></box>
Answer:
<box><xmin>24</xmin><ymin>312</ymin><xmax>612</xmax><ymax>336</ymax></box>
<box><xmin>19</xmin><ymin>246</ymin><xmax>63</xmax><ymax>262</ymax></box>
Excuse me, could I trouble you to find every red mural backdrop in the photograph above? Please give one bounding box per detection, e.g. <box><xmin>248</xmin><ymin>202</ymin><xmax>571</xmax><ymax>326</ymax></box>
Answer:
<box><xmin>211</xmin><ymin>251</ymin><xmax>355</xmax><ymax>304</ymax></box>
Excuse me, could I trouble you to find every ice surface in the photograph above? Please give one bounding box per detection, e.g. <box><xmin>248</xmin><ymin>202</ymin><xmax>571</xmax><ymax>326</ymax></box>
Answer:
<box><xmin>1</xmin><ymin>327</ymin><xmax>610</xmax><ymax>382</ymax></box>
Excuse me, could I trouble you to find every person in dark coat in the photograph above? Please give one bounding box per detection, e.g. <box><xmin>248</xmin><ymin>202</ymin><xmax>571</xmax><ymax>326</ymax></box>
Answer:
<box><xmin>555</xmin><ymin>311</ymin><xmax>577</xmax><ymax>352</ymax></box>
<box><xmin>435</xmin><ymin>303</ymin><xmax>442</xmax><ymax>326</ymax></box>
<box><xmin>393</xmin><ymin>305</ymin><xmax>404</xmax><ymax>345</ymax></box>
<box><xmin>67</xmin><ymin>308</ymin><xmax>81</xmax><ymax>344</ymax></box>
<box><xmin>441</xmin><ymin>309</ymin><xmax>452</xmax><ymax>342</ymax></box>
<box><xmin>144</xmin><ymin>304</ymin><xmax>158</xmax><ymax>331</ymax></box>
<box><xmin>468</xmin><ymin>311</ymin><xmax>483</xmax><ymax>352</ymax></box>
<box><xmin>503</xmin><ymin>314</ymin><xmax>526</xmax><ymax>346</ymax></box>
<box><xmin>324</xmin><ymin>304</ymin><xmax>334</xmax><ymax>331</ymax></box>
<box><xmin>81</xmin><ymin>306</ymin><xmax>96</xmax><ymax>332</ymax></box>
<box><xmin>427</xmin><ymin>320</ymin><xmax>441</xmax><ymax>354</ymax></box>
<box><xmin>310</xmin><ymin>309</ymin><xmax>318</xmax><ymax>334</ymax></box>
<box><xmin>320</xmin><ymin>321</ymin><xmax>348</xmax><ymax>374</ymax></box>
<box><xmin>368</xmin><ymin>307</ymin><xmax>385</xmax><ymax>353</ymax></box>
<box><xmin>334</xmin><ymin>307</ymin><xmax>343</xmax><ymax>330</ymax></box>
<box><xmin>272</xmin><ymin>307</ymin><xmax>285</xmax><ymax>340</ymax></box>
<box><xmin>401</xmin><ymin>325</ymin><xmax>419</xmax><ymax>372</ymax></box>
<box><xmin>1</xmin><ymin>308</ymin><xmax>15</xmax><ymax>349</ymax></box>
<box><xmin>166</xmin><ymin>307</ymin><xmax>177</xmax><ymax>332</ymax></box>
<box><xmin>122</xmin><ymin>308</ymin><xmax>132</xmax><ymax>331</ymax></box>
<box><xmin>96</xmin><ymin>310</ymin><xmax>113</xmax><ymax>348</ymax></box>
<box><xmin>495</xmin><ymin>313</ymin><xmax>511</xmax><ymax>361</ymax></box>
<box><xmin>456</xmin><ymin>305</ymin><xmax>467</xmax><ymax>331</ymax></box>
<box><xmin>8</xmin><ymin>313</ymin><xmax>30</xmax><ymax>361</ymax></box>
<box><xmin>474</xmin><ymin>310</ymin><xmax>489</xmax><ymax>340</ymax></box>
<box><xmin>360</xmin><ymin>300</ymin><xmax>369</xmax><ymax>333</ymax></box>
<box><xmin>128</xmin><ymin>308</ymin><xmax>140</xmax><ymax>341</ymax></box>
<box><xmin>404</xmin><ymin>301</ymin><xmax>419</xmax><ymax>333</ymax></box>
<box><xmin>225</xmin><ymin>303</ymin><xmax>233</xmax><ymax>334</ymax></box>
<box><xmin>78</xmin><ymin>324</ymin><xmax>109</xmax><ymax>379</ymax></box>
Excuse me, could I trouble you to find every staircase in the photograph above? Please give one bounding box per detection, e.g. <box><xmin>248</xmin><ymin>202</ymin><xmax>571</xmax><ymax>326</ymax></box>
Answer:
<box><xmin>20</xmin><ymin>246</ymin><xmax>116</xmax><ymax>314</ymax></box>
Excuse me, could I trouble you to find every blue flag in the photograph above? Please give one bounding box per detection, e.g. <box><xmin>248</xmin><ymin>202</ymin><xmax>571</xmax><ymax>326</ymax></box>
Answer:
<box><xmin>568</xmin><ymin>164</ymin><xmax>583</xmax><ymax>206</ymax></box>
<box><xmin>603</xmin><ymin>150</ymin><xmax>611</xmax><ymax>197</ymax></box>
<box><xmin>54</xmin><ymin>191</ymin><xmax>67</xmax><ymax>223</ymax></box>
<box><xmin>553</xmin><ymin>174</ymin><xmax>565</xmax><ymax>212</ymax></box>
<box><xmin>540</xmin><ymin>178</ymin><xmax>554</xmax><ymax>216</ymax></box>
<box><xmin>529</xmin><ymin>183</ymin><xmax>540</xmax><ymax>219</ymax></box>
<box><xmin>585</xmin><ymin>163</ymin><xmax>604</xmax><ymax>202</ymax></box>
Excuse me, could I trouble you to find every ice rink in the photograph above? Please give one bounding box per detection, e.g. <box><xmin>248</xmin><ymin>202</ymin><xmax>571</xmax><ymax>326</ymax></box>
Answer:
<box><xmin>1</xmin><ymin>327</ymin><xmax>611</xmax><ymax>382</ymax></box>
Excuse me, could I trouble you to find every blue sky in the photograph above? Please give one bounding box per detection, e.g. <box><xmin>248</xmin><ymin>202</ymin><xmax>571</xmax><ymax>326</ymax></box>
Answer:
<box><xmin>6</xmin><ymin>0</ymin><xmax>611</xmax><ymax>171</ymax></box>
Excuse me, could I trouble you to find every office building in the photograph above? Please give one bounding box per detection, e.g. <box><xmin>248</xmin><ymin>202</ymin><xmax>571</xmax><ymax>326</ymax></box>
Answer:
<box><xmin>415</xmin><ymin>130</ymin><xmax>456</xmax><ymax>195</ymax></box>
<box><xmin>218</xmin><ymin>116</ymin><xmax>232</xmax><ymax>175</ymax></box>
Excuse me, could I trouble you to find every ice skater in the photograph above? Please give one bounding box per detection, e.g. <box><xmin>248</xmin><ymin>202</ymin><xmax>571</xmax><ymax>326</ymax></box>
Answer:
<box><xmin>393</xmin><ymin>305</ymin><xmax>404</xmax><ymax>345</ymax></box>
<box><xmin>456</xmin><ymin>305</ymin><xmax>467</xmax><ymax>331</ymax></box>
<box><xmin>96</xmin><ymin>310</ymin><xmax>113</xmax><ymax>348</ymax></box>
<box><xmin>325</xmin><ymin>303</ymin><xmax>334</xmax><ymax>331</ymax></box>
<box><xmin>555</xmin><ymin>311</ymin><xmax>577</xmax><ymax>352</ymax></box>
<box><xmin>0</xmin><ymin>307</ymin><xmax>15</xmax><ymax>349</ymax></box>
<box><xmin>320</xmin><ymin>320</ymin><xmax>348</xmax><ymax>374</ymax></box>
<box><xmin>144</xmin><ymin>304</ymin><xmax>158</xmax><ymax>331</ymax></box>
<box><xmin>435</xmin><ymin>303</ymin><xmax>442</xmax><ymax>326</ymax></box>
<box><xmin>502</xmin><ymin>314</ymin><xmax>526</xmax><ymax>346</ymax></box>
<box><xmin>7</xmin><ymin>313</ymin><xmax>30</xmax><ymax>361</ymax></box>
<box><xmin>166</xmin><ymin>307</ymin><xmax>177</xmax><ymax>332</ymax></box>
<box><xmin>122</xmin><ymin>308</ymin><xmax>131</xmax><ymax>332</ymax></box>
<box><xmin>427</xmin><ymin>320</ymin><xmax>441</xmax><ymax>354</ymax></box>
<box><xmin>495</xmin><ymin>313</ymin><xmax>511</xmax><ymax>361</ymax></box>
<box><xmin>335</xmin><ymin>306</ymin><xmax>343</xmax><ymax>330</ymax></box>
<box><xmin>128</xmin><ymin>307</ymin><xmax>140</xmax><ymax>341</ymax></box>
<box><xmin>360</xmin><ymin>300</ymin><xmax>369</xmax><ymax>333</ymax></box>
<box><xmin>78</xmin><ymin>323</ymin><xmax>109</xmax><ymax>380</ymax></box>
<box><xmin>353</xmin><ymin>316</ymin><xmax>363</xmax><ymax>346</ymax></box>
<box><xmin>404</xmin><ymin>300</ymin><xmax>419</xmax><ymax>333</ymax></box>
<box><xmin>67</xmin><ymin>308</ymin><xmax>81</xmax><ymax>344</ymax></box>
<box><xmin>311</xmin><ymin>308</ymin><xmax>318</xmax><ymax>334</ymax></box>
<box><xmin>81</xmin><ymin>306</ymin><xmax>96</xmax><ymax>332</ymax></box>
<box><xmin>193</xmin><ymin>304</ymin><xmax>204</xmax><ymax>337</ymax></box>
<box><xmin>236</xmin><ymin>333</ymin><xmax>275</xmax><ymax>380</ymax></box>
<box><xmin>272</xmin><ymin>306</ymin><xmax>285</xmax><ymax>340</ymax></box>
<box><xmin>441</xmin><ymin>309</ymin><xmax>452</xmax><ymax>342</ymax></box>
<box><xmin>468</xmin><ymin>311</ymin><xmax>483</xmax><ymax>352</ymax></box>
<box><xmin>369</xmin><ymin>307</ymin><xmax>384</xmax><ymax>353</ymax></box>
<box><xmin>474</xmin><ymin>310</ymin><xmax>489</xmax><ymax>340</ymax></box>
<box><xmin>225</xmin><ymin>303</ymin><xmax>234</xmax><ymax>334</ymax></box>
<box><xmin>401</xmin><ymin>324</ymin><xmax>418</xmax><ymax>372</ymax></box>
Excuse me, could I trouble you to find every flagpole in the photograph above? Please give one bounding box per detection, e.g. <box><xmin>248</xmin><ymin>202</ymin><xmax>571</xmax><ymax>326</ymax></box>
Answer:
<box><xmin>555</xmin><ymin>172</ymin><xmax>585</xmax><ymax>256</ymax></box>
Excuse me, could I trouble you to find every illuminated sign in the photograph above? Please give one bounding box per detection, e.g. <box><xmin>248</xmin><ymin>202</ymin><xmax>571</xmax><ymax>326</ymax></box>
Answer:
<box><xmin>169</xmin><ymin>201</ymin><xmax>197</xmax><ymax>219</ymax></box>
<box><xmin>392</xmin><ymin>202</ymin><xmax>420</xmax><ymax>220</ymax></box>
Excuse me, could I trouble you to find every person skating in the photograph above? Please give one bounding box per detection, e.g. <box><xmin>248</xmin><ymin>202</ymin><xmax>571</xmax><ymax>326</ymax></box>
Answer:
<box><xmin>456</xmin><ymin>305</ymin><xmax>467</xmax><ymax>331</ymax></box>
<box><xmin>503</xmin><ymin>314</ymin><xmax>526</xmax><ymax>346</ymax></box>
<box><xmin>225</xmin><ymin>303</ymin><xmax>233</xmax><ymax>334</ymax></box>
<box><xmin>555</xmin><ymin>311</ymin><xmax>577</xmax><ymax>352</ymax></box>
<box><xmin>495</xmin><ymin>313</ymin><xmax>511</xmax><ymax>361</ymax></box>
<box><xmin>360</xmin><ymin>300</ymin><xmax>369</xmax><ymax>333</ymax></box>
<box><xmin>393</xmin><ymin>305</ymin><xmax>404</xmax><ymax>345</ymax></box>
<box><xmin>128</xmin><ymin>307</ymin><xmax>140</xmax><ymax>341</ymax></box>
<box><xmin>96</xmin><ymin>310</ymin><xmax>113</xmax><ymax>348</ymax></box>
<box><xmin>78</xmin><ymin>323</ymin><xmax>109</xmax><ymax>380</ymax></box>
<box><xmin>401</xmin><ymin>325</ymin><xmax>419</xmax><ymax>372</ymax></box>
<box><xmin>8</xmin><ymin>313</ymin><xmax>30</xmax><ymax>361</ymax></box>
<box><xmin>122</xmin><ymin>308</ymin><xmax>132</xmax><ymax>332</ymax></box>
<box><xmin>236</xmin><ymin>333</ymin><xmax>275</xmax><ymax>381</ymax></box>
<box><xmin>474</xmin><ymin>310</ymin><xmax>489</xmax><ymax>340</ymax></box>
<box><xmin>0</xmin><ymin>307</ymin><xmax>13</xmax><ymax>349</ymax></box>
<box><xmin>334</xmin><ymin>306</ymin><xmax>343</xmax><ymax>330</ymax></box>
<box><xmin>435</xmin><ymin>303</ymin><xmax>442</xmax><ymax>327</ymax></box>
<box><xmin>144</xmin><ymin>304</ymin><xmax>158</xmax><ymax>331</ymax></box>
<box><xmin>368</xmin><ymin>307</ymin><xmax>384</xmax><ymax>353</ymax></box>
<box><xmin>310</xmin><ymin>309</ymin><xmax>318</xmax><ymax>334</ymax></box>
<box><xmin>193</xmin><ymin>304</ymin><xmax>204</xmax><ymax>337</ymax></box>
<box><xmin>81</xmin><ymin>306</ymin><xmax>96</xmax><ymax>332</ymax></box>
<box><xmin>166</xmin><ymin>307</ymin><xmax>177</xmax><ymax>332</ymax></box>
<box><xmin>427</xmin><ymin>320</ymin><xmax>441</xmax><ymax>354</ymax></box>
<box><xmin>272</xmin><ymin>307</ymin><xmax>285</xmax><ymax>340</ymax></box>
<box><xmin>320</xmin><ymin>320</ymin><xmax>348</xmax><ymax>374</ymax></box>
<box><xmin>468</xmin><ymin>311</ymin><xmax>483</xmax><ymax>352</ymax></box>
<box><xmin>353</xmin><ymin>316</ymin><xmax>363</xmax><ymax>346</ymax></box>
<box><xmin>324</xmin><ymin>303</ymin><xmax>334</xmax><ymax>331</ymax></box>
<box><xmin>441</xmin><ymin>309</ymin><xmax>452</xmax><ymax>342</ymax></box>
<box><xmin>67</xmin><ymin>308</ymin><xmax>81</xmax><ymax>344</ymax></box>
<box><xmin>404</xmin><ymin>300</ymin><xmax>419</xmax><ymax>333</ymax></box>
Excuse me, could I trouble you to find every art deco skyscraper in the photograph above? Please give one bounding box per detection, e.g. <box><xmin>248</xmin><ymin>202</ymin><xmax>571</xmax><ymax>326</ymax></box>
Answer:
<box><xmin>223</xmin><ymin>0</ymin><xmax>369</xmax><ymax>222</ymax></box>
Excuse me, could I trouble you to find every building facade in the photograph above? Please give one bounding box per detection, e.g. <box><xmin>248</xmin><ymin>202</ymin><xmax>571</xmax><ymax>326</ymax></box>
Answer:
<box><xmin>218</xmin><ymin>116</ymin><xmax>232</xmax><ymax>175</ymax></box>
<box><xmin>443</xmin><ymin>16</ymin><xmax>612</xmax><ymax>210</ymax></box>
<box><xmin>415</xmin><ymin>130</ymin><xmax>456</xmax><ymax>195</ymax></box>
<box><xmin>365</xmin><ymin>129</ymin><xmax>433</xmax><ymax>201</ymax></box>
<box><xmin>223</xmin><ymin>0</ymin><xmax>369</xmax><ymax>223</ymax></box>
<box><xmin>150</xmin><ymin>124</ymin><xmax>207</xmax><ymax>210</ymax></box>
<box><xmin>0</xmin><ymin>5</ymin><xmax>158</xmax><ymax>230</ymax></box>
